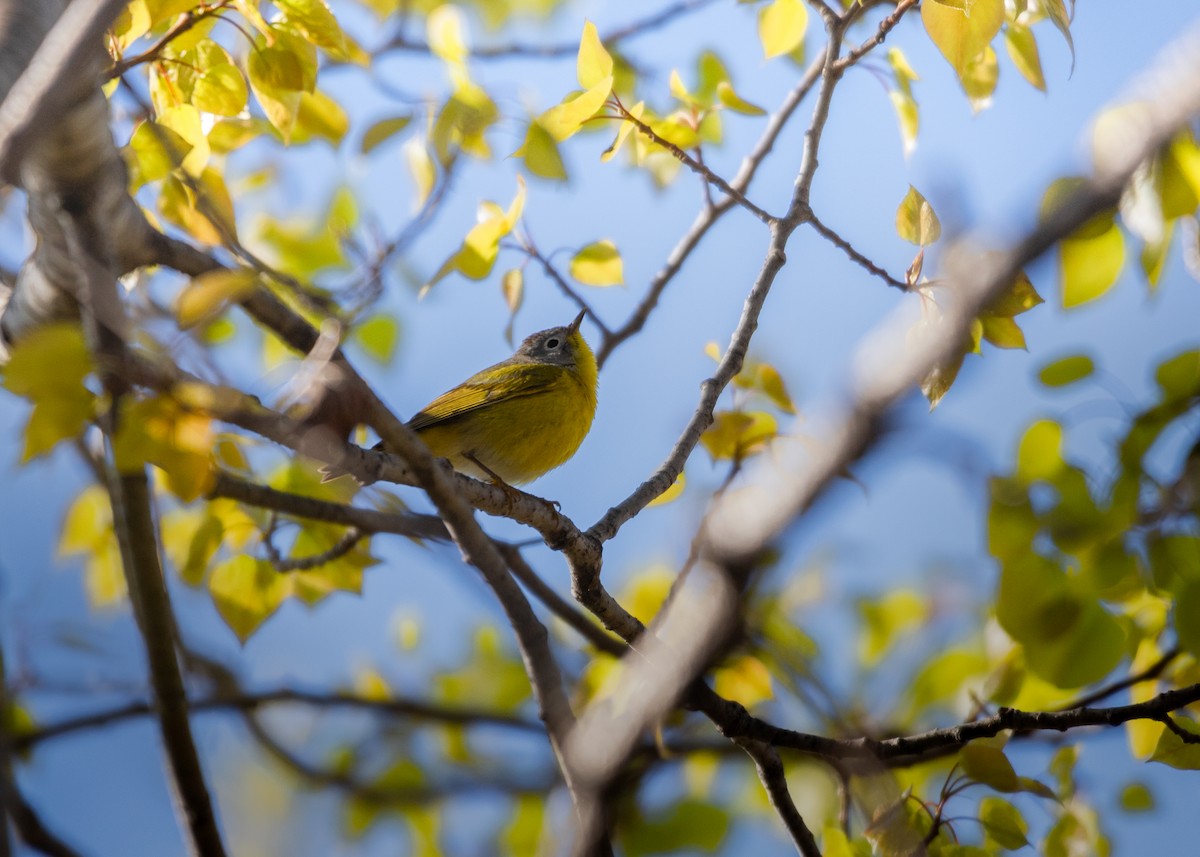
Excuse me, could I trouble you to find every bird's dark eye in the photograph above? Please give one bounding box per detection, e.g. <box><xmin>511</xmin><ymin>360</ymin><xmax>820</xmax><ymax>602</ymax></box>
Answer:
<box><xmin>546</xmin><ymin>337</ymin><xmax>561</xmax><ymax>349</ymax></box>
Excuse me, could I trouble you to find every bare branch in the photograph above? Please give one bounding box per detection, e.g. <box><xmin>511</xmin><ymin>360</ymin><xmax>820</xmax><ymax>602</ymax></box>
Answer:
<box><xmin>738</xmin><ymin>739</ymin><xmax>822</xmax><ymax>857</ymax></box>
<box><xmin>806</xmin><ymin>210</ymin><xmax>909</xmax><ymax>290</ymax></box>
<box><xmin>834</xmin><ymin>0</ymin><xmax>920</xmax><ymax>72</ymax></box>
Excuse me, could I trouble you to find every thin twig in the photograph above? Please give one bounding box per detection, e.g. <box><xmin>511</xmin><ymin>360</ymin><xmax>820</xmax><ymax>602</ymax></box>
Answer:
<box><xmin>1062</xmin><ymin>646</ymin><xmax>1182</xmax><ymax>710</ymax></box>
<box><xmin>105</xmin><ymin>1</ymin><xmax>234</xmax><ymax>80</ymax></box>
<box><xmin>612</xmin><ymin>99</ymin><xmax>776</xmax><ymax>225</ymax></box>
<box><xmin>738</xmin><ymin>739</ymin><xmax>822</xmax><ymax>857</ymax></box>
<box><xmin>834</xmin><ymin>0</ymin><xmax>920</xmax><ymax>72</ymax></box>
<box><xmin>806</xmin><ymin>210</ymin><xmax>910</xmax><ymax>290</ymax></box>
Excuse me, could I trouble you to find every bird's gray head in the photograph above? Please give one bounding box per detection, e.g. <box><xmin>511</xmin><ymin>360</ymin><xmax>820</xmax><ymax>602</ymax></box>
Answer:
<box><xmin>515</xmin><ymin>311</ymin><xmax>585</xmax><ymax>367</ymax></box>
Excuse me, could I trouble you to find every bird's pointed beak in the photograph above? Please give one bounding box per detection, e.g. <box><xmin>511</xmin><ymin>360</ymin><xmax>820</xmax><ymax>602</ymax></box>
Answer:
<box><xmin>568</xmin><ymin>310</ymin><xmax>586</xmax><ymax>334</ymax></box>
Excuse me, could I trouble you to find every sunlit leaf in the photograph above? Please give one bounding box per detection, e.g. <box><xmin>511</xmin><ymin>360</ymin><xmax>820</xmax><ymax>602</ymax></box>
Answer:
<box><xmin>577</xmin><ymin>20</ymin><xmax>613</xmax><ymax>90</ymax></box>
<box><xmin>896</xmin><ymin>185</ymin><xmax>941</xmax><ymax>245</ymax></box>
<box><xmin>1004</xmin><ymin>22</ymin><xmax>1045</xmax><ymax>91</ymax></box>
<box><xmin>570</xmin><ymin>239</ymin><xmax>624</xmax><ymax>286</ymax></box>
<box><xmin>921</xmin><ymin>0</ymin><xmax>1004</xmax><ymax>78</ymax></box>
<box><xmin>980</xmin><ymin>797</ymin><xmax>1029</xmax><ymax>849</ymax></box>
<box><xmin>176</xmin><ymin>268</ymin><xmax>258</xmax><ymax>329</ymax></box>
<box><xmin>209</xmin><ymin>555</ymin><xmax>291</xmax><ymax>643</ymax></box>
<box><xmin>758</xmin><ymin>0</ymin><xmax>808</xmax><ymax>61</ymax></box>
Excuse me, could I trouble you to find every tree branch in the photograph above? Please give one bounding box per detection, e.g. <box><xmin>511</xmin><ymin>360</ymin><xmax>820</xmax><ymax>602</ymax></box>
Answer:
<box><xmin>806</xmin><ymin>209</ymin><xmax>909</xmax><ymax>290</ymax></box>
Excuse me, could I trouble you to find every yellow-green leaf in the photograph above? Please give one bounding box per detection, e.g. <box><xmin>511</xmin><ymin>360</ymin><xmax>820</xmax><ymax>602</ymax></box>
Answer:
<box><xmin>712</xmin><ymin>654</ymin><xmax>774</xmax><ymax>708</ymax></box>
<box><xmin>539</xmin><ymin>78</ymin><xmax>612</xmax><ymax>142</ymax></box>
<box><xmin>176</xmin><ymin>268</ymin><xmax>258</xmax><ymax>329</ymax></box>
<box><xmin>1060</xmin><ymin>214</ymin><xmax>1125</xmax><ymax>308</ymax></box>
<box><xmin>647</xmin><ymin>472</ymin><xmax>685</xmax><ymax>507</ymax></box>
<box><xmin>758</xmin><ymin>0</ymin><xmax>808</xmax><ymax>61</ymax></box>
<box><xmin>896</xmin><ymin>185</ymin><xmax>941</xmax><ymax>245</ymax></box>
<box><xmin>515</xmin><ymin>120</ymin><xmax>567</xmax><ymax>181</ymax></box>
<box><xmin>1004</xmin><ymin>22</ymin><xmax>1045</xmax><ymax>91</ymax></box>
<box><xmin>405</xmin><ymin>137</ymin><xmax>436</xmax><ymax>206</ymax></box>
<box><xmin>427</xmin><ymin>3</ymin><xmax>467</xmax><ymax>67</ymax></box>
<box><xmin>980</xmin><ymin>314</ymin><xmax>1027</xmax><ymax>350</ymax></box>
<box><xmin>922</xmin><ymin>0</ymin><xmax>1004</xmax><ymax>77</ymax></box>
<box><xmin>352</xmin><ymin>314</ymin><xmax>400</xmax><ymax>364</ymax></box>
<box><xmin>209</xmin><ymin>555</ymin><xmax>291</xmax><ymax>642</ymax></box>
<box><xmin>361</xmin><ymin>115</ymin><xmax>412</xmax><ymax>154</ymax></box>
<box><xmin>962</xmin><ymin>44</ymin><xmax>998</xmax><ymax>111</ymax></box>
<box><xmin>293</xmin><ymin>89</ymin><xmax>349</xmax><ymax>145</ymax></box>
<box><xmin>569</xmin><ymin>239</ymin><xmax>623</xmax><ymax>286</ymax></box>
<box><xmin>700</xmin><ymin>410</ymin><xmax>777</xmax><ymax>461</ymax></box>
<box><xmin>1037</xmin><ymin>354</ymin><xmax>1094</xmax><ymax>388</ymax></box>
<box><xmin>191</xmin><ymin>62</ymin><xmax>248</xmax><ymax>116</ymax></box>
<box><xmin>577</xmin><ymin>20</ymin><xmax>613</xmax><ymax>90</ymax></box>
<box><xmin>715</xmin><ymin>81</ymin><xmax>765</xmax><ymax>116</ymax></box>
<box><xmin>1016</xmin><ymin>419</ymin><xmax>1064</xmax><ymax>484</ymax></box>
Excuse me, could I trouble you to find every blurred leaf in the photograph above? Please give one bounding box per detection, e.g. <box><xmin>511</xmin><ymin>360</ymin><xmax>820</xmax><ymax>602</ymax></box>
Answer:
<box><xmin>758</xmin><ymin>0</ymin><xmax>808</xmax><ymax>60</ymax></box>
<box><xmin>980</xmin><ymin>797</ymin><xmax>1029</xmax><ymax>849</ymax></box>
<box><xmin>622</xmin><ymin>799</ymin><xmax>729</xmax><ymax>857</ymax></box>
<box><xmin>353</xmin><ymin>314</ymin><xmax>400</xmax><ymax>364</ymax></box>
<box><xmin>176</xmin><ymin>268</ymin><xmax>258</xmax><ymax>329</ymax></box>
<box><xmin>1005</xmin><ymin>22</ymin><xmax>1046</xmax><ymax>91</ymax></box>
<box><xmin>961</xmin><ymin>743</ymin><xmax>1019</xmax><ymax>792</ymax></box>
<box><xmin>361</xmin><ymin>114</ymin><xmax>412</xmax><ymax>154</ymax></box>
<box><xmin>1016</xmin><ymin>419</ymin><xmax>1064</xmax><ymax>483</ymax></box>
<box><xmin>648</xmin><ymin>472</ymin><xmax>686</xmax><ymax>507</ymax></box>
<box><xmin>858</xmin><ymin>589</ymin><xmax>928</xmax><ymax>667</ymax></box>
<box><xmin>1</xmin><ymin>323</ymin><xmax>95</xmax><ymax>460</ymax></box>
<box><xmin>1155</xmin><ymin>349</ymin><xmax>1200</xmax><ymax>402</ymax></box>
<box><xmin>570</xmin><ymin>239</ymin><xmax>624</xmax><ymax>286</ymax></box>
<box><xmin>1038</xmin><ymin>355</ymin><xmax>1094</xmax><ymax>387</ymax></box>
<box><xmin>209</xmin><ymin>555</ymin><xmax>290</xmax><ymax>643</ymax></box>
<box><xmin>962</xmin><ymin>44</ymin><xmax>999</xmax><ymax>112</ymax></box>
<box><xmin>700</xmin><ymin>410</ymin><xmax>777</xmax><ymax>461</ymax></box>
<box><xmin>712</xmin><ymin>653</ymin><xmax>773</xmax><ymax>708</ymax></box>
<box><xmin>577</xmin><ymin>20</ymin><xmax>613</xmax><ymax>89</ymax></box>
<box><xmin>1119</xmin><ymin>782</ymin><xmax>1155</xmax><ymax>812</ymax></box>
<box><xmin>516</xmin><ymin>120</ymin><xmax>567</xmax><ymax>180</ymax></box>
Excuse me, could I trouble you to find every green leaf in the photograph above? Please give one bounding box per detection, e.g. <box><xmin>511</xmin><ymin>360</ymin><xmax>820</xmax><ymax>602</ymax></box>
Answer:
<box><xmin>1004</xmin><ymin>22</ymin><xmax>1046</xmax><ymax>91</ymax></box>
<box><xmin>1016</xmin><ymin>419</ymin><xmax>1064</xmax><ymax>483</ymax></box>
<box><xmin>191</xmin><ymin>62</ymin><xmax>248</xmax><ymax>116</ymax></box>
<box><xmin>360</xmin><ymin>115</ymin><xmax>412</xmax><ymax>154</ymax></box>
<box><xmin>1175</xmin><ymin>577</ymin><xmax>1200</xmax><ymax>659</ymax></box>
<box><xmin>758</xmin><ymin>0</ymin><xmax>808</xmax><ymax>60</ymax></box>
<box><xmin>622</xmin><ymin>799</ymin><xmax>730</xmax><ymax>857</ymax></box>
<box><xmin>352</xmin><ymin>314</ymin><xmax>400</xmax><ymax>364</ymax></box>
<box><xmin>1150</xmin><ymin>716</ymin><xmax>1200</xmax><ymax>770</ymax></box>
<box><xmin>1060</xmin><ymin>214</ymin><xmax>1125</xmax><ymax>307</ymax></box>
<box><xmin>570</xmin><ymin>239</ymin><xmax>624</xmax><ymax>286</ymax></box>
<box><xmin>961</xmin><ymin>744</ymin><xmax>1020</xmax><ymax>792</ymax></box>
<box><xmin>700</xmin><ymin>410</ymin><xmax>777</xmax><ymax>461</ymax></box>
<box><xmin>858</xmin><ymin>589</ymin><xmax>928</xmax><ymax>667</ymax></box>
<box><xmin>515</xmin><ymin>120</ymin><xmax>567</xmax><ymax>181</ymax></box>
<box><xmin>209</xmin><ymin>555</ymin><xmax>290</xmax><ymax>642</ymax></box>
<box><xmin>175</xmin><ymin>268</ymin><xmax>258</xmax><ymax>329</ymax></box>
<box><xmin>126</xmin><ymin>121</ymin><xmax>193</xmax><ymax>186</ymax></box>
<box><xmin>1037</xmin><ymin>355</ymin><xmax>1094</xmax><ymax>387</ymax></box>
<box><xmin>1119</xmin><ymin>782</ymin><xmax>1155</xmax><ymax>812</ymax></box>
<box><xmin>1155</xmin><ymin>348</ymin><xmax>1200</xmax><ymax>402</ymax></box>
<box><xmin>961</xmin><ymin>44</ymin><xmax>998</xmax><ymax>111</ymax></box>
<box><xmin>293</xmin><ymin>89</ymin><xmax>349</xmax><ymax>145</ymax></box>
<box><xmin>980</xmin><ymin>797</ymin><xmax>1029</xmax><ymax>849</ymax></box>
<box><xmin>716</xmin><ymin>81</ymin><xmax>765</xmax><ymax>116</ymax></box>
<box><xmin>896</xmin><ymin>185</ymin><xmax>941</xmax><ymax>245</ymax></box>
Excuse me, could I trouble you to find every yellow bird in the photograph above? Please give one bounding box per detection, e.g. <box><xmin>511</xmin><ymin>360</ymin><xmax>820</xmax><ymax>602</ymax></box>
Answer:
<box><xmin>371</xmin><ymin>311</ymin><xmax>597</xmax><ymax>486</ymax></box>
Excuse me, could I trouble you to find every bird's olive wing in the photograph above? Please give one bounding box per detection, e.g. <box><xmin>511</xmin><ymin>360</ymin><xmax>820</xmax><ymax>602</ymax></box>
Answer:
<box><xmin>406</xmin><ymin>362</ymin><xmax>562</xmax><ymax>430</ymax></box>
